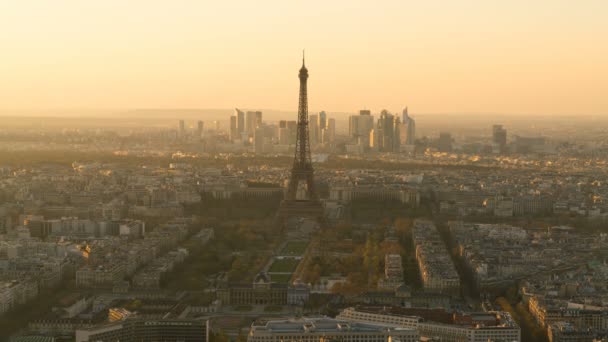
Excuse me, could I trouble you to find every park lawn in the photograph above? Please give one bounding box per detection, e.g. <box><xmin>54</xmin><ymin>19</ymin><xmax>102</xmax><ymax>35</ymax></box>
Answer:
<box><xmin>268</xmin><ymin>258</ymin><xmax>300</xmax><ymax>273</ymax></box>
<box><xmin>281</xmin><ymin>241</ymin><xmax>308</xmax><ymax>256</ymax></box>
<box><xmin>269</xmin><ymin>273</ymin><xmax>292</xmax><ymax>284</ymax></box>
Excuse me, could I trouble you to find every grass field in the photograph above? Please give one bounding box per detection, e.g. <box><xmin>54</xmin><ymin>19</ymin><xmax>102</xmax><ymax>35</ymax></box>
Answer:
<box><xmin>268</xmin><ymin>273</ymin><xmax>292</xmax><ymax>284</ymax></box>
<box><xmin>268</xmin><ymin>258</ymin><xmax>300</xmax><ymax>273</ymax></box>
<box><xmin>280</xmin><ymin>241</ymin><xmax>308</xmax><ymax>256</ymax></box>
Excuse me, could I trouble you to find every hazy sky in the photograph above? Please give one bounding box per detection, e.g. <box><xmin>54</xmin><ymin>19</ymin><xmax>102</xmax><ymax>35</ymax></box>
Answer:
<box><xmin>1</xmin><ymin>0</ymin><xmax>607</xmax><ymax>115</ymax></box>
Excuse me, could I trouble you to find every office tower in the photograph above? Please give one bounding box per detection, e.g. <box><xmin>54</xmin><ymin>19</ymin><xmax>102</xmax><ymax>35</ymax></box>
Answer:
<box><xmin>229</xmin><ymin>115</ymin><xmax>238</xmax><ymax>141</ymax></box>
<box><xmin>393</xmin><ymin>117</ymin><xmax>401</xmax><ymax>152</ymax></box>
<box><xmin>309</xmin><ymin>113</ymin><xmax>319</xmax><ymax>145</ymax></box>
<box><xmin>327</xmin><ymin>118</ymin><xmax>336</xmax><ymax>144</ymax></box>
<box><xmin>237</xmin><ymin>110</ymin><xmax>263</xmax><ymax>135</ymax></box>
<box><xmin>254</xmin><ymin>127</ymin><xmax>265</xmax><ymax>154</ymax></box>
<box><xmin>321</xmin><ymin>128</ymin><xmax>329</xmax><ymax>145</ymax></box>
<box><xmin>255</xmin><ymin>111</ymin><xmax>263</xmax><ymax>128</ymax></box>
<box><xmin>377</xmin><ymin>110</ymin><xmax>395</xmax><ymax>152</ymax></box>
<box><xmin>278</xmin><ymin>54</ymin><xmax>324</xmax><ymax>222</ymax></box>
<box><xmin>399</xmin><ymin>121</ymin><xmax>408</xmax><ymax>146</ymax></box>
<box><xmin>438</xmin><ymin>132</ymin><xmax>453</xmax><ymax>152</ymax></box>
<box><xmin>178</xmin><ymin>120</ymin><xmax>185</xmax><ymax>138</ymax></box>
<box><xmin>235</xmin><ymin>108</ymin><xmax>245</xmax><ymax>134</ymax></box>
<box><xmin>245</xmin><ymin>111</ymin><xmax>254</xmax><ymax>133</ymax></box>
<box><xmin>197</xmin><ymin>120</ymin><xmax>204</xmax><ymax>138</ymax></box>
<box><xmin>359</xmin><ymin>113</ymin><xmax>374</xmax><ymax>143</ymax></box>
<box><xmin>278</xmin><ymin>121</ymin><xmax>289</xmax><ymax>145</ymax></box>
<box><xmin>349</xmin><ymin>110</ymin><xmax>374</xmax><ymax>148</ymax></box>
<box><xmin>369</xmin><ymin>128</ymin><xmax>378</xmax><ymax>151</ymax></box>
<box><xmin>402</xmin><ymin>107</ymin><xmax>416</xmax><ymax>145</ymax></box>
<box><xmin>492</xmin><ymin>124</ymin><xmax>507</xmax><ymax>154</ymax></box>
<box><xmin>318</xmin><ymin>111</ymin><xmax>327</xmax><ymax>129</ymax></box>
<box><xmin>213</xmin><ymin>120</ymin><xmax>220</xmax><ymax>130</ymax></box>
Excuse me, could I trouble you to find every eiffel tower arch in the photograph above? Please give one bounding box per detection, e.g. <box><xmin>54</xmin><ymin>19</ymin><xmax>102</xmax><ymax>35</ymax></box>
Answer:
<box><xmin>277</xmin><ymin>53</ymin><xmax>325</xmax><ymax>223</ymax></box>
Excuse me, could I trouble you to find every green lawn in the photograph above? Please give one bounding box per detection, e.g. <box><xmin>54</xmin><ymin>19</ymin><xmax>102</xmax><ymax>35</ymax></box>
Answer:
<box><xmin>268</xmin><ymin>258</ymin><xmax>300</xmax><ymax>273</ymax></box>
<box><xmin>280</xmin><ymin>241</ymin><xmax>309</xmax><ymax>256</ymax></box>
<box><xmin>269</xmin><ymin>273</ymin><xmax>293</xmax><ymax>284</ymax></box>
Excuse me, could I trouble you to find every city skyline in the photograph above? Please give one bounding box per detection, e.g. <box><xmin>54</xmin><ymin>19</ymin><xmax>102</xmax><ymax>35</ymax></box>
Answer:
<box><xmin>3</xmin><ymin>3</ymin><xmax>608</xmax><ymax>342</ymax></box>
<box><xmin>1</xmin><ymin>1</ymin><xmax>608</xmax><ymax>115</ymax></box>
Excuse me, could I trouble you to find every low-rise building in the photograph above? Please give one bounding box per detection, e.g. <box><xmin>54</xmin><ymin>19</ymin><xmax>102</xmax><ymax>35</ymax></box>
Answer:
<box><xmin>247</xmin><ymin>318</ymin><xmax>418</xmax><ymax>342</ymax></box>
<box><xmin>337</xmin><ymin>306</ymin><xmax>521</xmax><ymax>342</ymax></box>
<box><xmin>75</xmin><ymin>319</ymin><xmax>209</xmax><ymax>342</ymax></box>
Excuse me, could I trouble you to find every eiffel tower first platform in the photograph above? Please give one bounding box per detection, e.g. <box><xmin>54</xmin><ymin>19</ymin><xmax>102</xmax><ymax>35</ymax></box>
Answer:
<box><xmin>277</xmin><ymin>53</ymin><xmax>325</xmax><ymax>223</ymax></box>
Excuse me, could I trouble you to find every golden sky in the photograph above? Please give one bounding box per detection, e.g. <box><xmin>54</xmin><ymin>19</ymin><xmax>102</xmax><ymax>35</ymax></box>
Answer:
<box><xmin>1</xmin><ymin>0</ymin><xmax>607</xmax><ymax>115</ymax></box>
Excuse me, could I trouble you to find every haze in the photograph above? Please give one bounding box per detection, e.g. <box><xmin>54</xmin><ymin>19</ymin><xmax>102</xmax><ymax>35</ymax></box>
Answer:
<box><xmin>1</xmin><ymin>0</ymin><xmax>607</xmax><ymax>115</ymax></box>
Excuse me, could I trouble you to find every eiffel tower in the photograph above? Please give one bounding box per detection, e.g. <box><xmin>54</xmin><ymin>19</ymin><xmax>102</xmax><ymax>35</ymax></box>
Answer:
<box><xmin>277</xmin><ymin>52</ymin><xmax>324</xmax><ymax>222</ymax></box>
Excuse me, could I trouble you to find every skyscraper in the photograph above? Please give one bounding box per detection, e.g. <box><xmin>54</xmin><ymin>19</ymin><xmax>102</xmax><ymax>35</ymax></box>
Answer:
<box><xmin>377</xmin><ymin>110</ymin><xmax>395</xmax><ymax>152</ymax></box>
<box><xmin>327</xmin><ymin>118</ymin><xmax>336</xmax><ymax>145</ymax></box>
<box><xmin>349</xmin><ymin>110</ymin><xmax>374</xmax><ymax>148</ymax></box>
<box><xmin>393</xmin><ymin>117</ymin><xmax>401</xmax><ymax>152</ymax></box>
<box><xmin>235</xmin><ymin>108</ymin><xmax>245</xmax><ymax>134</ymax></box>
<box><xmin>229</xmin><ymin>115</ymin><xmax>238</xmax><ymax>141</ymax></box>
<box><xmin>245</xmin><ymin>111</ymin><xmax>256</xmax><ymax>134</ymax></box>
<box><xmin>309</xmin><ymin>113</ymin><xmax>319</xmax><ymax>146</ymax></box>
<box><xmin>401</xmin><ymin>107</ymin><xmax>416</xmax><ymax>145</ymax></box>
<box><xmin>318</xmin><ymin>111</ymin><xmax>327</xmax><ymax>130</ymax></box>
<box><xmin>255</xmin><ymin>111</ymin><xmax>263</xmax><ymax>128</ymax></box>
<box><xmin>369</xmin><ymin>127</ymin><xmax>378</xmax><ymax>152</ymax></box>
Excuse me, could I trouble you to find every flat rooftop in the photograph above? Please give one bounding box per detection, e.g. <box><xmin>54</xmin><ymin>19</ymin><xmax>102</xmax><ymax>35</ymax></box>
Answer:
<box><xmin>252</xmin><ymin>318</ymin><xmax>412</xmax><ymax>334</ymax></box>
